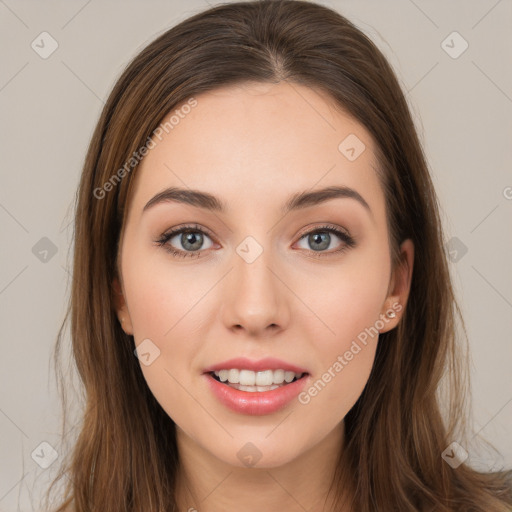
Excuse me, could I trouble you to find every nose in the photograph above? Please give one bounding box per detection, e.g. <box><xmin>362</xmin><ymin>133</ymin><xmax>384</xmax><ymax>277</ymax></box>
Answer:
<box><xmin>220</xmin><ymin>244</ymin><xmax>290</xmax><ymax>337</ymax></box>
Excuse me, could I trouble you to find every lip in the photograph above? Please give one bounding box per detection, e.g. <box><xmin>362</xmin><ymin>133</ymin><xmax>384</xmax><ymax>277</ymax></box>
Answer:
<box><xmin>202</xmin><ymin>357</ymin><xmax>308</xmax><ymax>374</ymax></box>
<box><xmin>204</xmin><ymin>372</ymin><xmax>310</xmax><ymax>415</ymax></box>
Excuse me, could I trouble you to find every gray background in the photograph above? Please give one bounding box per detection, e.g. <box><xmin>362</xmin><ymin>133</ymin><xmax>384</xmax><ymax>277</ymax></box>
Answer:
<box><xmin>1</xmin><ymin>1</ymin><xmax>511</xmax><ymax>509</ymax></box>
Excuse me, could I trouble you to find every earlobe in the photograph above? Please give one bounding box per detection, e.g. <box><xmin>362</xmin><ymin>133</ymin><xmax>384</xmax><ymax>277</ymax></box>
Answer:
<box><xmin>112</xmin><ymin>276</ymin><xmax>134</xmax><ymax>335</ymax></box>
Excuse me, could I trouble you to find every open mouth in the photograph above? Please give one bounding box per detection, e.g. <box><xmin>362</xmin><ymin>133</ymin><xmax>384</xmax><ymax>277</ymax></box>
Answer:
<box><xmin>208</xmin><ymin>371</ymin><xmax>308</xmax><ymax>392</ymax></box>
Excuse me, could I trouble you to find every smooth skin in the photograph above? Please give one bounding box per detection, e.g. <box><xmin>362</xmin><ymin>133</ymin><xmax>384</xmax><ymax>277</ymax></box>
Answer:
<box><xmin>113</xmin><ymin>81</ymin><xmax>414</xmax><ymax>512</ymax></box>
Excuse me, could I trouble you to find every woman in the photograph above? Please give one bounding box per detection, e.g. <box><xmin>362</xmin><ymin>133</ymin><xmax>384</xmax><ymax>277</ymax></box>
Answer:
<box><xmin>44</xmin><ymin>1</ymin><xmax>512</xmax><ymax>510</ymax></box>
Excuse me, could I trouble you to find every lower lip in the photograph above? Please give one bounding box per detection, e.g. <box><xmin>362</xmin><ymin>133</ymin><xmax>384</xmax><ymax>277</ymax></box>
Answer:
<box><xmin>204</xmin><ymin>373</ymin><xmax>310</xmax><ymax>416</ymax></box>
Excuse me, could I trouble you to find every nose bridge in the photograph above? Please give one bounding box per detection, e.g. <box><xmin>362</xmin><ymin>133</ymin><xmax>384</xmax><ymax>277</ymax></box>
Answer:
<box><xmin>222</xmin><ymin>234</ymin><xmax>289</xmax><ymax>334</ymax></box>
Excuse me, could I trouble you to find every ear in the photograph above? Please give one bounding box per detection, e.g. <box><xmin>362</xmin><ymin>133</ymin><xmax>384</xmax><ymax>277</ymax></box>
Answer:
<box><xmin>112</xmin><ymin>276</ymin><xmax>134</xmax><ymax>335</ymax></box>
<box><xmin>378</xmin><ymin>238</ymin><xmax>414</xmax><ymax>333</ymax></box>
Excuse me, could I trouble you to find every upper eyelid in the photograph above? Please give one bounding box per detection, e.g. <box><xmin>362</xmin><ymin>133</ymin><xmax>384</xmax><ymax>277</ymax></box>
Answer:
<box><xmin>162</xmin><ymin>223</ymin><xmax>212</xmax><ymax>236</ymax></box>
<box><xmin>296</xmin><ymin>223</ymin><xmax>351</xmax><ymax>238</ymax></box>
<box><xmin>164</xmin><ymin>223</ymin><xmax>348</xmax><ymax>235</ymax></box>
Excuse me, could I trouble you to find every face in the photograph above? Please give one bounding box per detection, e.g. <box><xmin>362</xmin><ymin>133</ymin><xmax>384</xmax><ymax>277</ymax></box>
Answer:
<box><xmin>114</xmin><ymin>81</ymin><xmax>413</xmax><ymax>469</ymax></box>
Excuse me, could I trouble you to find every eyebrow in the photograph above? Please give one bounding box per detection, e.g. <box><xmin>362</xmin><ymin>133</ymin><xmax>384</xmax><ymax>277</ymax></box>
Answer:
<box><xmin>142</xmin><ymin>185</ymin><xmax>372</xmax><ymax>217</ymax></box>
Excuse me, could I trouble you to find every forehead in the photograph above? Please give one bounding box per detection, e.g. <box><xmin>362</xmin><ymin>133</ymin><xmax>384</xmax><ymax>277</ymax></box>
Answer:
<box><xmin>126</xmin><ymin>81</ymin><xmax>385</xmax><ymax>221</ymax></box>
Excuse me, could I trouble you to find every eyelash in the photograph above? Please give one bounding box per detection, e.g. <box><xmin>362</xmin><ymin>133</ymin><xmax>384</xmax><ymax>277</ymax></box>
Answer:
<box><xmin>154</xmin><ymin>223</ymin><xmax>356</xmax><ymax>259</ymax></box>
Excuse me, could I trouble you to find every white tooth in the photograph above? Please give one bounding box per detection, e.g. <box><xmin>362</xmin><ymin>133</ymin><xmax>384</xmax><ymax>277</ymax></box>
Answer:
<box><xmin>284</xmin><ymin>370</ymin><xmax>295</xmax><ymax>383</ymax></box>
<box><xmin>239</xmin><ymin>369</ymin><xmax>256</xmax><ymax>386</ymax></box>
<box><xmin>256</xmin><ymin>370</ymin><xmax>273</xmax><ymax>386</ymax></box>
<box><xmin>228</xmin><ymin>369</ymin><xmax>240</xmax><ymax>383</ymax></box>
<box><xmin>217</xmin><ymin>368</ymin><xmax>303</xmax><ymax>385</ymax></box>
<box><xmin>272</xmin><ymin>369</ymin><xmax>285</xmax><ymax>384</ymax></box>
<box><xmin>256</xmin><ymin>385</ymin><xmax>280</xmax><ymax>391</ymax></box>
<box><xmin>232</xmin><ymin>383</ymin><xmax>281</xmax><ymax>392</ymax></box>
<box><xmin>238</xmin><ymin>384</ymin><xmax>257</xmax><ymax>392</ymax></box>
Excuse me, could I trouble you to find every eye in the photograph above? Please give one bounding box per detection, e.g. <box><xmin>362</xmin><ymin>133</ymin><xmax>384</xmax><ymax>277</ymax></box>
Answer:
<box><xmin>154</xmin><ymin>224</ymin><xmax>215</xmax><ymax>259</ymax></box>
<box><xmin>155</xmin><ymin>223</ymin><xmax>356</xmax><ymax>259</ymax></box>
<box><xmin>294</xmin><ymin>224</ymin><xmax>356</xmax><ymax>257</ymax></box>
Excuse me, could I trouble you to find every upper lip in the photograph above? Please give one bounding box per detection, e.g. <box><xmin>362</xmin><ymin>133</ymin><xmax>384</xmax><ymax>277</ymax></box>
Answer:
<box><xmin>203</xmin><ymin>357</ymin><xmax>309</xmax><ymax>374</ymax></box>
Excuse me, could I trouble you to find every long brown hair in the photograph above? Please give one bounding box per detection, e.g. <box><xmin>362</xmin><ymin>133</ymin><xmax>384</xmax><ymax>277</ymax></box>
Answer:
<box><xmin>44</xmin><ymin>1</ymin><xmax>512</xmax><ymax>510</ymax></box>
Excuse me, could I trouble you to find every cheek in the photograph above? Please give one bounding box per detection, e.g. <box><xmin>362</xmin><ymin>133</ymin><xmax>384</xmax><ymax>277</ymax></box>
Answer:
<box><xmin>121</xmin><ymin>247</ymin><xmax>217</xmax><ymax>416</ymax></box>
<box><xmin>297</xmin><ymin>294</ymin><xmax>381</xmax><ymax>428</ymax></box>
<box><xmin>299</xmin><ymin>343</ymin><xmax>376</xmax><ymax>432</ymax></box>
<box><xmin>122</xmin><ymin>245</ymin><xmax>214</xmax><ymax>342</ymax></box>
<box><xmin>295</xmin><ymin>247</ymin><xmax>389</xmax><ymax>417</ymax></box>
<box><xmin>297</xmin><ymin>239</ymin><xmax>390</xmax><ymax>346</ymax></box>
